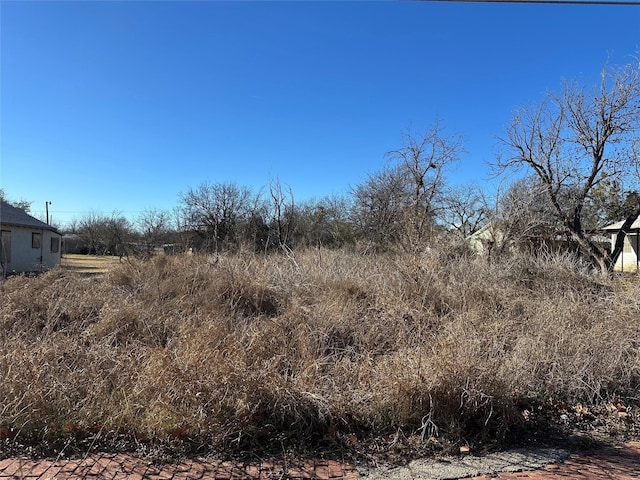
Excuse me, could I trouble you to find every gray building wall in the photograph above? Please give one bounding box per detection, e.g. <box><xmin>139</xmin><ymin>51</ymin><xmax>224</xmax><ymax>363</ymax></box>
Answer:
<box><xmin>1</xmin><ymin>225</ymin><xmax>62</xmax><ymax>274</ymax></box>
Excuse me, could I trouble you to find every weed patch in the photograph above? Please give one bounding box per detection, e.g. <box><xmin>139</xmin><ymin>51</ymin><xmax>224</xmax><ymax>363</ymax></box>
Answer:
<box><xmin>1</xmin><ymin>249</ymin><xmax>639</xmax><ymax>458</ymax></box>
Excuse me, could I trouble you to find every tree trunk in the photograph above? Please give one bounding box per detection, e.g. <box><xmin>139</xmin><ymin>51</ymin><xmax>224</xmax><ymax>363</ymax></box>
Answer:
<box><xmin>607</xmin><ymin>207</ymin><xmax>640</xmax><ymax>273</ymax></box>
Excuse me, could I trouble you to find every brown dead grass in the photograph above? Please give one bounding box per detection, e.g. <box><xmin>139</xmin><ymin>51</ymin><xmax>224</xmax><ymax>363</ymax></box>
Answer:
<box><xmin>1</xmin><ymin>247</ymin><xmax>639</xmax><ymax>457</ymax></box>
<box><xmin>60</xmin><ymin>254</ymin><xmax>122</xmax><ymax>275</ymax></box>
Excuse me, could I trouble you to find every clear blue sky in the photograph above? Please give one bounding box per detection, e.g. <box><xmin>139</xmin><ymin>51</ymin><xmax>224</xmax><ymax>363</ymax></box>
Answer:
<box><xmin>1</xmin><ymin>1</ymin><xmax>639</xmax><ymax>227</ymax></box>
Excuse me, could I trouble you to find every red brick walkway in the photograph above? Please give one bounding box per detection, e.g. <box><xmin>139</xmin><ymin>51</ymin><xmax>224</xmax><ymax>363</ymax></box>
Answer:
<box><xmin>0</xmin><ymin>442</ymin><xmax>638</xmax><ymax>479</ymax></box>
<box><xmin>472</xmin><ymin>442</ymin><xmax>640</xmax><ymax>480</ymax></box>
<box><xmin>0</xmin><ymin>455</ymin><xmax>357</xmax><ymax>480</ymax></box>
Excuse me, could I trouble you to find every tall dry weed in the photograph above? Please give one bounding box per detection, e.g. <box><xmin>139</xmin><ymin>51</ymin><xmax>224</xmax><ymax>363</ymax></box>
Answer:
<box><xmin>1</xmin><ymin>247</ymin><xmax>638</xmax><ymax>455</ymax></box>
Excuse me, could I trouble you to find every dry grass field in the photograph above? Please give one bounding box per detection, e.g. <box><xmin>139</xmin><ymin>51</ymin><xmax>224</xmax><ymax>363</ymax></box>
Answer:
<box><xmin>59</xmin><ymin>254</ymin><xmax>123</xmax><ymax>275</ymax></box>
<box><xmin>1</xmin><ymin>247</ymin><xmax>639</xmax><ymax>459</ymax></box>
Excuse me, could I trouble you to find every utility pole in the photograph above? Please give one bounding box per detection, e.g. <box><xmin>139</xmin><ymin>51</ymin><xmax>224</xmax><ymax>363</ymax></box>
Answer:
<box><xmin>45</xmin><ymin>201</ymin><xmax>52</xmax><ymax>224</ymax></box>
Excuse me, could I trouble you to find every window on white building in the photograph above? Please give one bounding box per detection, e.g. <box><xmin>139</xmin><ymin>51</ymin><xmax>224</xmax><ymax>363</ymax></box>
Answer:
<box><xmin>51</xmin><ymin>237</ymin><xmax>60</xmax><ymax>254</ymax></box>
<box><xmin>32</xmin><ymin>232</ymin><xmax>41</xmax><ymax>249</ymax></box>
<box><xmin>1</xmin><ymin>230</ymin><xmax>11</xmax><ymax>264</ymax></box>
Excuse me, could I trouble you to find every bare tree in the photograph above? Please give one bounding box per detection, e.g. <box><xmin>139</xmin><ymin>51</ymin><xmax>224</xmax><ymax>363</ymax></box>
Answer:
<box><xmin>441</xmin><ymin>184</ymin><xmax>487</xmax><ymax>239</ymax></box>
<box><xmin>71</xmin><ymin>211</ymin><xmax>133</xmax><ymax>257</ymax></box>
<box><xmin>314</xmin><ymin>194</ymin><xmax>355</xmax><ymax>248</ymax></box>
<box><xmin>136</xmin><ymin>208</ymin><xmax>171</xmax><ymax>254</ymax></box>
<box><xmin>351</xmin><ymin>165</ymin><xmax>407</xmax><ymax>249</ymax></box>
<box><xmin>351</xmin><ymin>123</ymin><xmax>462</xmax><ymax>251</ymax></box>
<box><xmin>75</xmin><ymin>212</ymin><xmax>108</xmax><ymax>254</ymax></box>
<box><xmin>180</xmin><ymin>182</ymin><xmax>252</xmax><ymax>253</ymax></box>
<box><xmin>497</xmin><ymin>57</ymin><xmax>640</xmax><ymax>274</ymax></box>
<box><xmin>0</xmin><ymin>189</ymin><xmax>32</xmax><ymax>213</ymax></box>
<box><xmin>387</xmin><ymin>123</ymin><xmax>463</xmax><ymax>251</ymax></box>
<box><xmin>492</xmin><ymin>177</ymin><xmax>563</xmax><ymax>255</ymax></box>
<box><xmin>235</xmin><ymin>192</ymin><xmax>270</xmax><ymax>253</ymax></box>
<box><xmin>294</xmin><ymin>195</ymin><xmax>354</xmax><ymax>249</ymax></box>
<box><xmin>267</xmin><ymin>177</ymin><xmax>296</xmax><ymax>249</ymax></box>
<box><xmin>171</xmin><ymin>206</ymin><xmax>194</xmax><ymax>253</ymax></box>
<box><xmin>103</xmin><ymin>213</ymin><xmax>134</xmax><ymax>259</ymax></box>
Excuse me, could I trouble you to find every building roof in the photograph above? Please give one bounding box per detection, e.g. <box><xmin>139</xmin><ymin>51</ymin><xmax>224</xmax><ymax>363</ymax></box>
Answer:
<box><xmin>0</xmin><ymin>200</ymin><xmax>59</xmax><ymax>232</ymax></box>
<box><xmin>602</xmin><ymin>217</ymin><xmax>640</xmax><ymax>232</ymax></box>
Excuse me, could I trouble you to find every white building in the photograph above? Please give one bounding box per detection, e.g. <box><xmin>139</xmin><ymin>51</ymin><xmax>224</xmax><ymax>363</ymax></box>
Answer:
<box><xmin>602</xmin><ymin>218</ymin><xmax>640</xmax><ymax>273</ymax></box>
<box><xmin>0</xmin><ymin>200</ymin><xmax>63</xmax><ymax>276</ymax></box>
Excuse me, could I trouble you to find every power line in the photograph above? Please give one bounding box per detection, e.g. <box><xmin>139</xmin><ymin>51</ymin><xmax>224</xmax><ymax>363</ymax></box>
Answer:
<box><xmin>414</xmin><ymin>0</ymin><xmax>640</xmax><ymax>5</ymax></box>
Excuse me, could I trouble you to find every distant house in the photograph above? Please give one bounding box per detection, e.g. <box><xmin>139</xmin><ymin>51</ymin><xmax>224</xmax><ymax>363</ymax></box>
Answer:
<box><xmin>467</xmin><ymin>222</ymin><xmax>506</xmax><ymax>255</ymax></box>
<box><xmin>0</xmin><ymin>200</ymin><xmax>63</xmax><ymax>276</ymax></box>
<box><xmin>466</xmin><ymin>221</ymin><xmax>566</xmax><ymax>256</ymax></box>
<box><xmin>602</xmin><ymin>218</ymin><xmax>640</xmax><ymax>273</ymax></box>
<box><xmin>467</xmin><ymin>221</ymin><xmax>604</xmax><ymax>258</ymax></box>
